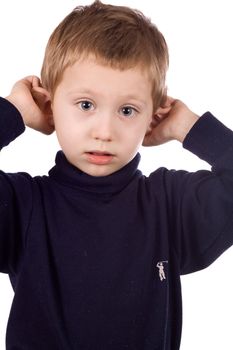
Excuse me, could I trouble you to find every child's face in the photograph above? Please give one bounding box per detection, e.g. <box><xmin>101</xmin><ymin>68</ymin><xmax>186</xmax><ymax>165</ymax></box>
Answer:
<box><xmin>51</xmin><ymin>56</ymin><xmax>154</xmax><ymax>176</ymax></box>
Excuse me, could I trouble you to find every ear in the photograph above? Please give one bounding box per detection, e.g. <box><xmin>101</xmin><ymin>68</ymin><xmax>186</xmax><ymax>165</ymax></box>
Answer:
<box><xmin>145</xmin><ymin>112</ymin><xmax>160</xmax><ymax>136</ymax></box>
<box><xmin>32</xmin><ymin>86</ymin><xmax>54</xmax><ymax>126</ymax></box>
<box><xmin>43</xmin><ymin>92</ymin><xmax>54</xmax><ymax>127</ymax></box>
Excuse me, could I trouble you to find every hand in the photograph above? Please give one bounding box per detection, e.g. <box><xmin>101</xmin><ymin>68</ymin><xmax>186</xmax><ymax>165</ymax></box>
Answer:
<box><xmin>143</xmin><ymin>97</ymin><xmax>200</xmax><ymax>146</ymax></box>
<box><xmin>6</xmin><ymin>76</ymin><xmax>54</xmax><ymax>135</ymax></box>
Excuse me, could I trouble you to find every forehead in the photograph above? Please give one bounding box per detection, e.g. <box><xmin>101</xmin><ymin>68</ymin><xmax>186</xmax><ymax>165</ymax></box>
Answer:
<box><xmin>59</xmin><ymin>56</ymin><xmax>153</xmax><ymax>98</ymax></box>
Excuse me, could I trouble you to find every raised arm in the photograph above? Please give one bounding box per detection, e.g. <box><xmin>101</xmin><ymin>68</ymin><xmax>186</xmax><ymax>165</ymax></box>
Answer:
<box><xmin>0</xmin><ymin>76</ymin><xmax>53</xmax><ymax>275</ymax></box>
<box><xmin>144</xmin><ymin>97</ymin><xmax>233</xmax><ymax>274</ymax></box>
<box><xmin>149</xmin><ymin>99</ymin><xmax>233</xmax><ymax>274</ymax></box>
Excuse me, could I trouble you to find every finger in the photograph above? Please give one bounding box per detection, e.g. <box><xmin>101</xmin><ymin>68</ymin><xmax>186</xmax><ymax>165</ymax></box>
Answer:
<box><xmin>167</xmin><ymin>96</ymin><xmax>176</xmax><ymax>104</ymax></box>
<box><xmin>32</xmin><ymin>87</ymin><xmax>51</xmax><ymax>102</ymax></box>
<box><xmin>32</xmin><ymin>76</ymin><xmax>42</xmax><ymax>88</ymax></box>
<box><xmin>156</xmin><ymin>106</ymin><xmax>172</xmax><ymax>117</ymax></box>
<box><xmin>21</xmin><ymin>75</ymin><xmax>40</xmax><ymax>88</ymax></box>
<box><xmin>160</xmin><ymin>96</ymin><xmax>170</xmax><ymax>108</ymax></box>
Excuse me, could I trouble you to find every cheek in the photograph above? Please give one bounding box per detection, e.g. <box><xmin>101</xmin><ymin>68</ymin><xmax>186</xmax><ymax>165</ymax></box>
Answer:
<box><xmin>54</xmin><ymin>118</ymin><xmax>77</xmax><ymax>149</ymax></box>
<box><xmin>123</xmin><ymin>124</ymin><xmax>147</xmax><ymax>147</ymax></box>
<box><xmin>137</xmin><ymin>117</ymin><xmax>152</xmax><ymax>135</ymax></box>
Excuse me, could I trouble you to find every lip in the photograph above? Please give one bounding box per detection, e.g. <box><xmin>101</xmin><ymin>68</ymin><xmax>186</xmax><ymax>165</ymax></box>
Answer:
<box><xmin>88</xmin><ymin>150</ymin><xmax>113</xmax><ymax>155</ymax></box>
<box><xmin>85</xmin><ymin>151</ymin><xmax>114</xmax><ymax>165</ymax></box>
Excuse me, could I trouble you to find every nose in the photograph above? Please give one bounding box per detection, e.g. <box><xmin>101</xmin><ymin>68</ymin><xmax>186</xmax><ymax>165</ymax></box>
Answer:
<box><xmin>91</xmin><ymin>112</ymin><xmax>114</xmax><ymax>142</ymax></box>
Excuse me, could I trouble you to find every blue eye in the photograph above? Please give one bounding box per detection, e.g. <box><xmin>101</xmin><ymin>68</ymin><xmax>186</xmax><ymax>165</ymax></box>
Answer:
<box><xmin>120</xmin><ymin>106</ymin><xmax>136</xmax><ymax>118</ymax></box>
<box><xmin>78</xmin><ymin>101</ymin><xmax>94</xmax><ymax>111</ymax></box>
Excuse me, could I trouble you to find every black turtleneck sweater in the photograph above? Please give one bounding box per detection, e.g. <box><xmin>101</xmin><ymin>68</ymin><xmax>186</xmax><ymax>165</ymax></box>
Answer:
<box><xmin>1</xmin><ymin>96</ymin><xmax>233</xmax><ymax>350</ymax></box>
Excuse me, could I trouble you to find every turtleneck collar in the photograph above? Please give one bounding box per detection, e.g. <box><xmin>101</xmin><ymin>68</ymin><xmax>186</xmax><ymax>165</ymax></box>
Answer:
<box><xmin>49</xmin><ymin>151</ymin><xmax>142</xmax><ymax>195</ymax></box>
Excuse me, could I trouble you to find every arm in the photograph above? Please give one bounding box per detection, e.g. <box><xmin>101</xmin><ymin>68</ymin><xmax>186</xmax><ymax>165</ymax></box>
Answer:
<box><xmin>145</xmin><ymin>98</ymin><xmax>233</xmax><ymax>274</ymax></box>
<box><xmin>0</xmin><ymin>76</ymin><xmax>53</xmax><ymax>275</ymax></box>
<box><xmin>170</xmin><ymin>113</ymin><xmax>233</xmax><ymax>274</ymax></box>
<box><xmin>0</xmin><ymin>97</ymin><xmax>25</xmax><ymax>149</ymax></box>
<box><xmin>0</xmin><ymin>97</ymin><xmax>31</xmax><ymax>275</ymax></box>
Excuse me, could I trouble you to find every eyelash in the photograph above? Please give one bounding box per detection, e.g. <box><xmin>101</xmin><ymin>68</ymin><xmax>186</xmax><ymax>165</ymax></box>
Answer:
<box><xmin>76</xmin><ymin>100</ymin><xmax>139</xmax><ymax>118</ymax></box>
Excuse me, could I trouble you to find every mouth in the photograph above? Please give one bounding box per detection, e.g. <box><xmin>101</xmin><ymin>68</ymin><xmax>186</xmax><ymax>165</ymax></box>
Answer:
<box><xmin>85</xmin><ymin>151</ymin><xmax>114</xmax><ymax>165</ymax></box>
<box><xmin>87</xmin><ymin>151</ymin><xmax>113</xmax><ymax>156</ymax></box>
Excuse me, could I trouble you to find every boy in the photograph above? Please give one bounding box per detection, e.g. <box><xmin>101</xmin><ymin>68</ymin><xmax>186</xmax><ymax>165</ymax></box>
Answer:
<box><xmin>1</xmin><ymin>0</ymin><xmax>233</xmax><ymax>349</ymax></box>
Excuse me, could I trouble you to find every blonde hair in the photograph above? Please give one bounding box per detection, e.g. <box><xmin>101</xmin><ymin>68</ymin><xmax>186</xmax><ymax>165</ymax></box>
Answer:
<box><xmin>41</xmin><ymin>0</ymin><xmax>169</xmax><ymax>110</ymax></box>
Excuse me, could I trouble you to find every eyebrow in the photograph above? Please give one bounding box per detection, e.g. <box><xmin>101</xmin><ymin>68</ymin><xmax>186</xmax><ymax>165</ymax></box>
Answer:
<box><xmin>67</xmin><ymin>89</ymin><xmax>147</xmax><ymax>106</ymax></box>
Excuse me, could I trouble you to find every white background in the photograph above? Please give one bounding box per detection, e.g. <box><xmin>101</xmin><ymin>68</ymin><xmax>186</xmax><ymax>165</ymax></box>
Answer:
<box><xmin>0</xmin><ymin>0</ymin><xmax>233</xmax><ymax>349</ymax></box>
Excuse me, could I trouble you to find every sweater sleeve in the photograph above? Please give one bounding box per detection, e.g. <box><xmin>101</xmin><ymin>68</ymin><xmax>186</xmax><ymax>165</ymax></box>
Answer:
<box><xmin>164</xmin><ymin>112</ymin><xmax>233</xmax><ymax>275</ymax></box>
<box><xmin>0</xmin><ymin>97</ymin><xmax>33</xmax><ymax>275</ymax></box>
<box><xmin>0</xmin><ymin>97</ymin><xmax>25</xmax><ymax>149</ymax></box>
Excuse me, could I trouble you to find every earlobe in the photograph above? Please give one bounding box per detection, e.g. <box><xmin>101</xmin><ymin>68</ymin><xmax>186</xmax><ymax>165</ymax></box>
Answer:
<box><xmin>43</xmin><ymin>90</ymin><xmax>54</xmax><ymax>128</ymax></box>
<box><xmin>44</xmin><ymin>100</ymin><xmax>54</xmax><ymax>126</ymax></box>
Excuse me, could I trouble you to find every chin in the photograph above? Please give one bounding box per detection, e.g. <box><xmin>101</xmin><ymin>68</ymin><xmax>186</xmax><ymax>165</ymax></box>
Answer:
<box><xmin>84</xmin><ymin>165</ymin><xmax>117</xmax><ymax>177</ymax></box>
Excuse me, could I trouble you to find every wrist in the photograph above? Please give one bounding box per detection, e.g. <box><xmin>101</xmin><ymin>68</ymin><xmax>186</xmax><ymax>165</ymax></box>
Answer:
<box><xmin>175</xmin><ymin>113</ymin><xmax>200</xmax><ymax>143</ymax></box>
